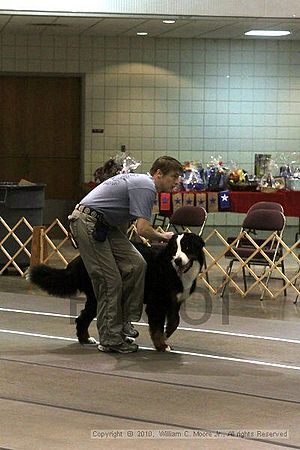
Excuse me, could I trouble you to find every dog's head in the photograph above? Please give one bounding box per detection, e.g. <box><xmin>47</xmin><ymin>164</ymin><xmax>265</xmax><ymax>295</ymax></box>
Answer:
<box><xmin>165</xmin><ymin>233</ymin><xmax>205</xmax><ymax>274</ymax></box>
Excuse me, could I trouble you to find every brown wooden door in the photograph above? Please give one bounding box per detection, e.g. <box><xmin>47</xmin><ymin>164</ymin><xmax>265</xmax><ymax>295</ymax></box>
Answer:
<box><xmin>0</xmin><ymin>75</ymin><xmax>81</xmax><ymax>200</ymax></box>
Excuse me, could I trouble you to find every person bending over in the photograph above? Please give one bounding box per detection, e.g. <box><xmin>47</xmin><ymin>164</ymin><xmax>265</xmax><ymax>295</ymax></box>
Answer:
<box><xmin>68</xmin><ymin>155</ymin><xmax>183</xmax><ymax>353</ymax></box>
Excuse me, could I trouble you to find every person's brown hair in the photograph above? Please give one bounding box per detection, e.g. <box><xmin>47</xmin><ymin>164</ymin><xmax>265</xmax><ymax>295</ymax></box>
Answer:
<box><xmin>149</xmin><ymin>156</ymin><xmax>183</xmax><ymax>176</ymax></box>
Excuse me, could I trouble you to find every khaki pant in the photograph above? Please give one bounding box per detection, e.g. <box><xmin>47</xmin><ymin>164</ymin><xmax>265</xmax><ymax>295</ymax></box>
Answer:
<box><xmin>69</xmin><ymin>210</ymin><xmax>146</xmax><ymax>346</ymax></box>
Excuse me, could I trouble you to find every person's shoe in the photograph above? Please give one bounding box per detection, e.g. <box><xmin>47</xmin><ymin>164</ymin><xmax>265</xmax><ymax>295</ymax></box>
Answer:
<box><xmin>124</xmin><ymin>336</ymin><xmax>135</xmax><ymax>344</ymax></box>
<box><xmin>97</xmin><ymin>341</ymin><xmax>138</xmax><ymax>353</ymax></box>
<box><xmin>123</xmin><ymin>321</ymin><xmax>139</xmax><ymax>338</ymax></box>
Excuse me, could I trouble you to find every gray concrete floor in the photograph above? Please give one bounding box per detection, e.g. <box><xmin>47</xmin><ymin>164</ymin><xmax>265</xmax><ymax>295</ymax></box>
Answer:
<box><xmin>0</xmin><ymin>247</ymin><xmax>300</xmax><ymax>450</ymax></box>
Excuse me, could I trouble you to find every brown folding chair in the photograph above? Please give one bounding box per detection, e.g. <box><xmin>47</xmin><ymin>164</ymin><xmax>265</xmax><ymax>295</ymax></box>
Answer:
<box><xmin>227</xmin><ymin>201</ymin><xmax>284</xmax><ymax>248</ymax></box>
<box><xmin>247</xmin><ymin>201</ymin><xmax>284</xmax><ymax>214</ymax></box>
<box><xmin>221</xmin><ymin>208</ymin><xmax>286</xmax><ymax>300</ymax></box>
<box><xmin>166</xmin><ymin>205</ymin><xmax>207</xmax><ymax>236</ymax></box>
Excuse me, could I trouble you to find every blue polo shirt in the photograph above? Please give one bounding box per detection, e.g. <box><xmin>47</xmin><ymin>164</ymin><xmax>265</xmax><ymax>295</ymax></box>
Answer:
<box><xmin>81</xmin><ymin>173</ymin><xmax>156</xmax><ymax>225</ymax></box>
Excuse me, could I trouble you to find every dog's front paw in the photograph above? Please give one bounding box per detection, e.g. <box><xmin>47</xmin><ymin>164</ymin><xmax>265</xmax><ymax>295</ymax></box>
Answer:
<box><xmin>154</xmin><ymin>343</ymin><xmax>170</xmax><ymax>352</ymax></box>
<box><xmin>151</xmin><ymin>330</ymin><xmax>171</xmax><ymax>352</ymax></box>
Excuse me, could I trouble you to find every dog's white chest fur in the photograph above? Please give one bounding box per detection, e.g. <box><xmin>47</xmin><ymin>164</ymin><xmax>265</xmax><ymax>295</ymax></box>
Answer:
<box><xmin>171</xmin><ymin>234</ymin><xmax>201</xmax><ymax>303</ymax></box>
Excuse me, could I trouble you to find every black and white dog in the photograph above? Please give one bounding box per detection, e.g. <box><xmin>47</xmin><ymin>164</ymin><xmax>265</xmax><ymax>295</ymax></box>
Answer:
<box><xmin>29</xmin><ymin>233</ymin><xmax>204</xmax><ymax>351</ymax></box>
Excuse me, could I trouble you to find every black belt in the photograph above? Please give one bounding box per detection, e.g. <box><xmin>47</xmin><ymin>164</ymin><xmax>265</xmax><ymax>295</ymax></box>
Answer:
<box><xmin>75</xmin><ymin>204</ymin><xmax>105</xmax><ymax>222</ymax></box>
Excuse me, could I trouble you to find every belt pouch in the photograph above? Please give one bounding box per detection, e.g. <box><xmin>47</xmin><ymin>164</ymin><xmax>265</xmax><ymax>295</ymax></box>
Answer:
<box><xmin>92</xmin><ymin>219</ymin><xmax>109</xmax><ymax>242</ymax></box>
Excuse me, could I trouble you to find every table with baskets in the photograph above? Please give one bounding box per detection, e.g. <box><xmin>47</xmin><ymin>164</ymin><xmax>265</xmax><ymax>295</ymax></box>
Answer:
<box><xmin>153</xmin><ymin>190</ymin><xmax>300</xmax><ymax>235</ymax></box>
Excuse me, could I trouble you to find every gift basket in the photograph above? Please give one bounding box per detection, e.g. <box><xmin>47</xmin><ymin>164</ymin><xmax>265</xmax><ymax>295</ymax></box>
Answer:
<box><xmin>259</xmin><ymin>155</ymin><xmax>285</xmax><ymax>192</ymax></box>
<box><xmin>205</xmin><ymin>156</ymin><xmax>228</xmax><ymax>191</ymax></box>
<box><xmin>94</xmin><ymin>152</ymin><xmax>141</xmax><ymax>184</ymax></box>
<box><xmin>279</xmin><ymin>152</ymin><xmax>300</xmax><ymax>191</ymax></box>
<box><xmin>179</xmin><ymin>161</ymin><xmax>205</xmax><ymax>191</ymax></box>
<box><xmin>227</xmin><ymin>161</ymin><xmax>259</xmax><ymax>191</ymax></box>
<box><xmin>84</xmin><ymin>152</ymin><xmax>141</xmax><ymax>193</ymax></box>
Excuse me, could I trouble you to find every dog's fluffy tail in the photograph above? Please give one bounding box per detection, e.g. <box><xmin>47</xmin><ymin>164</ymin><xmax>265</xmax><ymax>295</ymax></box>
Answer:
<box><xmin>28</xmin><ymin>263</ymin><xmax>81</xmax><ymax>298</ymax></box>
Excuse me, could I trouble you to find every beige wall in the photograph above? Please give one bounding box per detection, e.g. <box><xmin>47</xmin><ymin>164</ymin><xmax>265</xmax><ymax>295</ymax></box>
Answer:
<box><xmin>1</xmin><ymin>33</ymin><xmax>300</xmax><ymax>229</ymax></box>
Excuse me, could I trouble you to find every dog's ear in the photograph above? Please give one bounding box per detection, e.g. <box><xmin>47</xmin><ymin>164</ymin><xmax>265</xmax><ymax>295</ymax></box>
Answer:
<box><xmin>187</xmin><ymin>234</ymin><xmax>205</xmax><ymax>267</ymax></box>
<box><xmin>196</xmin><ymin>236</ymin><xmax>205</xmax><ymax>269</ymax></box>
<box><xmin>189</xmin><ymin>233</ymin><xmax>205</xmax><ymax>249</ymax></box>
<box><xmin>197</xmin><ymin>235</ymin><xmax>205</xmax><ymax>249</ymax></box>
<box><xmin>167</xmin><ymin>233</ymin><xmax>178</xmax><ymax>243</ymax></box>
<box><xmin>164</xmin><ymin>234</ymin><xmax>178</xmax><ymax>258</ymax></box>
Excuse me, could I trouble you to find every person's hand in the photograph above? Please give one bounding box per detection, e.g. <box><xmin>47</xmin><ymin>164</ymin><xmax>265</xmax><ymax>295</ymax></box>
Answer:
<box><xmin>161</xmin><ymin>231</ymin><xmax>174</xmax><ymax>241</ymax></box>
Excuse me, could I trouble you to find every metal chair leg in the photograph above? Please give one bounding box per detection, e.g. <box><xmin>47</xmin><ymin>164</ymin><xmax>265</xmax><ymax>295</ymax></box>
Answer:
<box><xmin>221</xmin><ymin>260</ymin><xmax>234</xmax><ymax>297</ymax></box>
<box><xmin>203</xmin><ymin>254</ymin><xmax>209</xmax><ymax>284</ymax></box>
<box><xmin>242</xmin><ymin>266</ymin><xmax>247</xmax><ymax>292</ymax></box>
<box><xmin>281</xmin><ymin>260</ymin><xmax>287</xmax><ymax>297</ymax></box>
<box><xmin>294</xmin><ymin>272</ymin><xmax>299</xmax><ymax>304</ymax></box>
<box><xmin>259</xmin><ymin>266</ymin><xmax>271</xmax><ymax>301</ymax></box>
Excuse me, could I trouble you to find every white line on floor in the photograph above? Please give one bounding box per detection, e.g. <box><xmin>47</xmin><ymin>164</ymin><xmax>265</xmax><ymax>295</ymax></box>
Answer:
<box><xmin>0</xmin><ymin>307</ymin><xmax>71</xmax><ymax>319</ymax></box>
<box><xmin>0</xmin><ymin>328</ymin><xmax>300</xmax><ymax>372</ymax></box>
<box><xmin>0</xmin><ymin>329</ymin><xmax>76</xmax><ymax>341</ymax></box>
<box><xmin>148</xmin><ymin>325</ymin><xmax>300</xmax><ymax>345</ymax></box>
<box><xmin>1</xmin><ymin>307</ymin><xmax>300</xmax><ymax>345</ymax></box>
